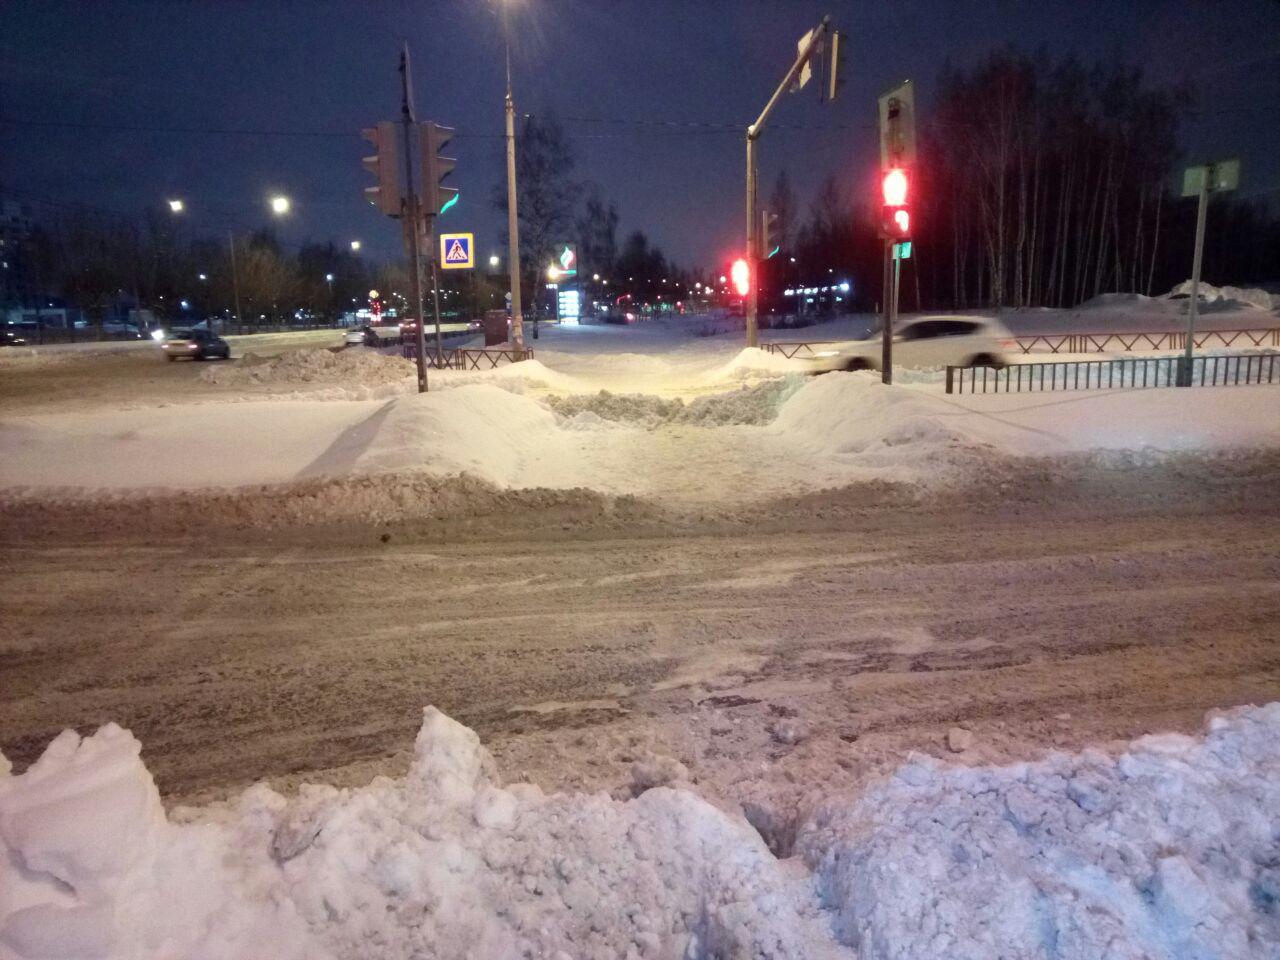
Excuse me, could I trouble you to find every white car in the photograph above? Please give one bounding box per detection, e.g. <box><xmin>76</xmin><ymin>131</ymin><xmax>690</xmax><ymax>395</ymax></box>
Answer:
<box><xmin>805</xmin><ymin>316</ymin><xmax>1011</xmax><ymax>372</ymax></box>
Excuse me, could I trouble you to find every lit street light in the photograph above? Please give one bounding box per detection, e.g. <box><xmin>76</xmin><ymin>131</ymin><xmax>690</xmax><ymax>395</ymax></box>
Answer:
<box><xmin>168</xmin><ymin>198</ymin><xmax>184</xmax><ymax>213</ymax></box>
<box><xmin>350</xmin><ymin>240</ymin><xmax>362</xmax><ymax>252</ymax></box>
<box><xmin>489</xmin><ymin>254</ymin><xmax>500</xmax><ymax>269</ymax></box>
<box><xmin>270</xmin><ymin>195</ymin><xmax>290</xmax><ymax>215</ymax></box>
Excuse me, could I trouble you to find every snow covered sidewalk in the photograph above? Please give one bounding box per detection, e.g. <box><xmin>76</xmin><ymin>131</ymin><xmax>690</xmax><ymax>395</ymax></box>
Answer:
<box><xmin>2</xmin><ymin>704</ymin><xmax>1277</xmax><ymax>960</ymax></box>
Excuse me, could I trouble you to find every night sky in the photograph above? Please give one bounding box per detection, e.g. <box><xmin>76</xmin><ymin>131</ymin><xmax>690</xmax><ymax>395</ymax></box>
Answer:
<box><xmin>3</xmin><ymin>0</ymin><xmax>1278</xmax><ymax>270</ymax></box>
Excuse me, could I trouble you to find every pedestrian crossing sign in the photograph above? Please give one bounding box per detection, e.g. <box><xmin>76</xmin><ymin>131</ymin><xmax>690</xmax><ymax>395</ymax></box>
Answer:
<box><xmin>439</xmin><ymin>232</ymin><xmax>474</xmax><ymax>270</ymax></box>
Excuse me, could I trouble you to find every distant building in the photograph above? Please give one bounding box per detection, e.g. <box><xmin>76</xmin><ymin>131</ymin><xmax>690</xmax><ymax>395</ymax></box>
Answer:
<box><xmin>0</xmin><ymin>199</ymin><xmax>35</xmax><ymax>309</ymax></box>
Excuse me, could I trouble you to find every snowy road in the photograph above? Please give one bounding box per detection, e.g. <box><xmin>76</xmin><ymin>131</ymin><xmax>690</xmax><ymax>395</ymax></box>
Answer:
<box><xmin>3</xmin><ymin>456</ymin><xmax>1277</xmax><ymax>814</ymax></box>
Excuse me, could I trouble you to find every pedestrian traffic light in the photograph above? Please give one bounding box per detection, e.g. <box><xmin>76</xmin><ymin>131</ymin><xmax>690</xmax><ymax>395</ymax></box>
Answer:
<box><xmin>731</xmin><ymin>258</ymin><xmax>751</xmax><ymax>297</ymax></box>
<box><xmin>880</xmin><ymin>167</ymin><xmax>911</xmax><ymax>240</ymax></box>
<box><xmin>419</xmin><ymin>122</ymin><xmax>458</xmax><ymax>217</ymax></box>
<box><xmin>361</xmin><ymin>122</ymin><xmax>402</xmax><ymax>218</ymax></box>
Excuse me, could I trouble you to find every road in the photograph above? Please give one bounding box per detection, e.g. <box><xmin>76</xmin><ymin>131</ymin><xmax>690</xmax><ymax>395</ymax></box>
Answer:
<box><xmin>3</xmin><ymin>455</ymin><xmax>1278</xmax><ymax>821</ymax></box>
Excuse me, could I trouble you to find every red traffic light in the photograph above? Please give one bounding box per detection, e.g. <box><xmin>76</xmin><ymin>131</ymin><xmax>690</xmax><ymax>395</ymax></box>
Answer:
<box><xmin>882</xmin><ymin>168</ymin><xmax>908</xmax><ymax>206</ymax></box>
<box><xmin>730</xmin><ymin>258</ymin><xmax>750</xmax><ymax>297</ymax></box>
<box><xmin>880</xmin><ymin>167</ymin><xmax>912</xmax><ymax>240</ymax></box>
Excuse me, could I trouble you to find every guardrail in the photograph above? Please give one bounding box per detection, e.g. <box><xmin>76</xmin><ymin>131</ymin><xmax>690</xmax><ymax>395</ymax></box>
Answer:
<box><xmin>401</xmin><ymin>345</ymin><xmax>534</xmax><ymax>369</ymax></box>
<box><xmin>945</xmin><ymin>352</ymin><xmax>1280</xmax><ymax>394</ymax></box>
<box><xmin>762</xmin><ymin>327</ymin><xmax>1280</xmax><ymax>359</ymax></box>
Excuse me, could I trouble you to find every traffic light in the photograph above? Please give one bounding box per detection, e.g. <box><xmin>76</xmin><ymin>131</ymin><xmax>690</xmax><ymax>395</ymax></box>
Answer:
<box><xmin>361</xmin><ymin>122</ymin><xmax>402</xmax><ymax>218</ymax></box>
<box><xmin>761</xmin><ymin>211</ymin><xmax>780</xmax><ymax>259</ymax></box>
<box><xmin>880</xmin><ymin>167</ymin><xmax>911</xmax><ymax>240</ymax></box>
<box><xmin>419</xmin><ymin>122</ymin><xmax>458</xmax><ymax>217</ymax></box>
<box><xmin>730</xmin><ymin>258</ymin><xmax>751</xmax><ymax>297</ymax></box>
<box><xmin>823</xmin><ymin>30</ymin><xmax>846</xmax><ymax>102</ymax></box>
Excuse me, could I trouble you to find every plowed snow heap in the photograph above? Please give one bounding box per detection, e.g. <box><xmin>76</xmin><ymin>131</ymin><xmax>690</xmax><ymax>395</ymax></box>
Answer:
<box><xmin>201</xmin><ymin>348</ymin><xmax>414</xmax><ymax>386</ymax></box>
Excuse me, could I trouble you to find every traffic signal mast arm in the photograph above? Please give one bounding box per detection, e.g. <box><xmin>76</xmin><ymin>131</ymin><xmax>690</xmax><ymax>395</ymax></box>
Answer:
<box><xmin>746</xmin><ymin>15</ymin><xmax>831</xmax><ymax>144</ymax></box>
<box><xmin>744</xmin><ymin>15</ymin><xmax>834</xmax><ymax>349</ymax></box>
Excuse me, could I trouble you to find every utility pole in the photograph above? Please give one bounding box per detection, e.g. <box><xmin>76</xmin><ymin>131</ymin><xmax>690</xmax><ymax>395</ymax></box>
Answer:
<box><xmin>399</xmin><ymin>44</ymin><xmax>429</xmax><ymax>393</ymax></box>
<box><xmin>744</xmin><ymin>16</ymin><xmax>833</xmax><ymax>349</ymax></box>
<box><xmin>227</xmin><ymin>230</ymin><xmax>243</xmax><ymax>334</ymax></box>
<box><xmin>503</xmin><ymin>3</ymin><xmax>525</xmax><ymax>349</ymax></box>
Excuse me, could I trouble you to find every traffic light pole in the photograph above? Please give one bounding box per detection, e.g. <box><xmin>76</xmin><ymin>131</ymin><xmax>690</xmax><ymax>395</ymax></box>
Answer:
<box><xmin>881</xmin><ymin>242</ymin><xmax>893</xmax><ymax>383</ymax></box>
<box><xmin>503</xmin><ymin>4</ymin><xmax>525</xmax><ymax>350</ymax></box>
<box><xmin>399</xmin><ymin>46</ymin><xmax>429</xmax><ymax>393</ymax></box>
<box><xmin>743</xmin><ymin>16</ymin><xmax>830</xmax><ymax>349</ymax></box>
<box><xmin>745</xmin><ymin>136</ymin><xmax>759</xmax><ymax>346</ymax></box>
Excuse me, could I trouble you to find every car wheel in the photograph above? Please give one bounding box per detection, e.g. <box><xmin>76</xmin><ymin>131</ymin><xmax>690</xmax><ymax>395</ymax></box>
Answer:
<box><xmin>846</xmin><ymin>358</ymin><xmax>870</xmax><ymax>372</ymax></box>
<box><xmin>969</xmin><ymin>353</ymin><xmax>1003</xmax><ymax>369</ymax></box>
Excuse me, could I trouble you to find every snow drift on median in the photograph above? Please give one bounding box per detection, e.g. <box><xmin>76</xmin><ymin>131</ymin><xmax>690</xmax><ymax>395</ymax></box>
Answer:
<box><xmin>3</xmin><ymin>704</ymin><xmax>1279</xmax><ymax>960</ymax></box>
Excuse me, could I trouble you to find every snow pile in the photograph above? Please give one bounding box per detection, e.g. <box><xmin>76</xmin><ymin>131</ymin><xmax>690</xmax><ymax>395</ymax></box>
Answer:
<box><xmin>3</xmin><ymin>705</ymin><xmax>1279</xmax><ymax>959</ymax></box>
<box><xmin>771</xmin><ymin>372</ymin><xmax>986</xmax><ymax>471</ymax></box>
<box><xmin>200</xmin><ymin>348</ymin><xmax>414</xmax><ymax>387</ymax></box>
<box><xmin>706</xmin><ymin>347</ymin><xmax>809</xmax><ymax>382</ymax></box>
<box><xmin>802</xmin><ymin>702</ymin><xmax>1280</xmax><ymax>960</ymax></box>
<box><xmin>0</xmin><ymin>708</ymin><xmax>838</xmax><ymax>960</ymax></box>
<box><xmin>1169</xmin><ymin>281</ymin><xmax>1278</xmax><ymax>312</ymax></box>
<box><xmin>310</xmin><ymin>384</ymin><xmax>579</xmax><ymax>487</ymax></box>
<box><xmin>545</xmin><ymin>379</ymin><xmax>806</xmax><ymax>428</ymax></box>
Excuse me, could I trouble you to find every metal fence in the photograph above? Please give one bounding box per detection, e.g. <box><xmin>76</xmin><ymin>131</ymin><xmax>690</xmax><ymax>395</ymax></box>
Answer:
<box><xmin>1011</xmin><ymin>328</ymin><xmax>1280</xmax><ymax>354</ymax></box>
<box><xmin>400</xmin><ymin>346</ymin><xmax>533</xmax><ymax>369</ymax></box>
<box><xmin>762</xmin><ymin>327</ymin><xmax>1280</xmax><ymax>359</ymax></box>
<box><xmin>945</xmin><ymin>353</ymin><xmax>1280</xmax><ymax>394</ymax></box>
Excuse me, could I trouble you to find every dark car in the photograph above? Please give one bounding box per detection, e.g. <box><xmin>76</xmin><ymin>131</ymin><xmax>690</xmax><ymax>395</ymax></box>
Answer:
<box><xmin>161</xmin><ymin>328</ymin><xmax>230</xmax><ymax>361</ymax></box>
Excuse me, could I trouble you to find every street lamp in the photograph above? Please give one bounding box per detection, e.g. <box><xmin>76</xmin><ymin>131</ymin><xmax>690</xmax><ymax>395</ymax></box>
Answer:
<box><xmin>489</xmin><ymin>254</ymin><xmax>500</xmax><ymax>269</ymax></box>
<box><xmin>167</xmin><ymin>198</ymin><xmax>184</xmax><ymax>213</ymax></box>
<box><xmin>198</xmin><ymin>273</ymin><xmax>207</xmax><ymax>282</ymax></box>
<box><xmin>350</xmin><ymin>240</ymin><xmax>362</xmax><ymax>252</ymax></box>
<box><xmin>270</xmin><ymin>195</ymin><xmax>290</xmax><ymax>215</ymax></box>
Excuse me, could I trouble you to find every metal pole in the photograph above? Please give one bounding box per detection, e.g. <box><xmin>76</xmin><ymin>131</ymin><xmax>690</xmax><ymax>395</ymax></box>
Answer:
<box><xmin>400</xmin><ymin>45</ymin><xmax>428</xmax><ymax>393</ymax></box>
<box><xmin>881</xmin><ymin>242</ymin><xmax>893</xmax><ymax>383</ymax></box>
<box><xmin>430</xmin><ymin>252</ymin><xmax>444</xmax><ymax>362</ymax></box>
<box><xmin>503</xmin><ymin>5</ymin><xmax>525</xmax><ymax>350</ymax></box>
<box><xmin>745</xmin><ymin>134</ymin><xmax>759</xmax><ymax>348</ymax></box>
<box><xmin>741</xmin><ymin>16</ymin><xmax>830</xmax><ymax>350</ymax></box>
<box><xmin>1180</xmin><ymin>167</ymin><xmax>1210</xmax><ymax>387</ymax></box>
<box><xmin>227</xmin><ymin>230</ymin><xmax>243</xmax><ymax>334</ymax></box>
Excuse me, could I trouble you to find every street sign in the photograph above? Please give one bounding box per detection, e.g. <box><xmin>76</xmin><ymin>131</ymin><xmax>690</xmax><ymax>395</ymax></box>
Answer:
<box><xmin>878</xmin><ymin>80</ymin><xmax>916</xmax><ymax>169</ymax></box>
<box><xmin>554</xmin><ymin>243</ymin><xmax>578</xmax><ymax>278</ymax></box>
<box><xmin>1182</xmin><ymin>159</ymin><xmax>1241</xmax><ymax>197</ymax></box>
<box><xmin>439</xmin><ymin>232</ymin><xmax>474</xmax><ymax>270</ymax></box>
<box><xmin>892</xmin><ymin>241</ymin><xmax>912</xmax><ymax>261</ymax></box>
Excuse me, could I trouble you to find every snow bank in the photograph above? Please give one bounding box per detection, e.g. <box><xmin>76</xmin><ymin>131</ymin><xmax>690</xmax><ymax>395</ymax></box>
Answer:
<box><xmin>200</xmin><ymin>348</ymin><xmax>414</xmax><ymax>387</ymax></box>
<box><xmin>1169</xmin><ymin>280</ymin><xmax>1278</xmax><ymax>312</ymax></box>
<box><xmin>0</xmin><ymin>708</ymin><xmax>838</xmax><ymax>960</ymax></box>
<box><xmin>545</xmin><ymin>379</ymin><xmax>806</xmax><ymax>428</ymax></box>
<box><xmin>3</xmin><ymin>705</ymin><xmax>1278</xmax><ymax>960</ymax></box>
<box><xmin>771</xmin><ymin>373</ymin><xmax>986</xmax><ymax>473</ymax></box>
<box><xmin>802</xmin><ymin>703</ymin><xmax>1280</xmax><ymax>959</ymax></box>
